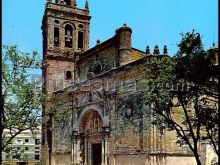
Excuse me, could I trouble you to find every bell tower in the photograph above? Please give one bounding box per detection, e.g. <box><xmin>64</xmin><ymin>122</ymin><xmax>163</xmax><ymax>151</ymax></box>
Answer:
<box><xmin>41</xmin><ymin>1</ymin><xmax>91</xmax><ymax>164</ymax></box>
<box><xmin>42</xmin><ymin>0</ymin><xmax>90</xmax><ymax>57</ymax></box>
<box><xmin>42</xmin><ymin>0</ymin><xmax>91</xmax><ymax>95</ymax></box>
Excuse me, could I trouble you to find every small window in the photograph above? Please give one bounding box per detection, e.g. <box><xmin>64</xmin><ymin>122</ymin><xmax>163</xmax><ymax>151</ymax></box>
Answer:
<box><xmin>17</xmin><ymin>139</ymin><xmax>22</xmax><ymax>144</ymax></box>
<box><xmin>54</xmin><ymin>20</ymin><xmax>60</xmax><ymax>24</ymax></box>
<box><xmin>35</xmin><ymin>147</ymin><xmax>40</xmax><ymax>150</ymax></box>
<box><xmin>78</xmin><ymin>24</ymin><xmax>84</xmax><ymax>28</ymax></box>
<box><xmin>94</xmin><ymin>63</ymin><xmax>102</xmax><ymax>75</ymax></box>
<box><xmin>35</xmin><ymin>155</ymin><xmax>40</xmax><ymax>160</ymax></box>
<box><xmin>78</xmin><ymin>31</ymin><xmax>84</xmax><ymax>49</ymax></box>
<box><xmin>25</xmin><ymin>139</ymin><xmax>29</xmax><ymax>143</ymax></box>
<box><xmin>64</xmin><ymin>0</ymin><xmax>70</xmax><ymax>6</ymax></box>
<box><xmin>65</xmin><ymin>25</ymin><xmax>73</xmax><ymax>48</ymax></box>
<box><xmin>65</xmin><ymin>71</ymin><xmax>72</xmax><ymax>80</ymax></box>
<box><xmin>35</xmin><ymin>139</ymin><xmax>40</xmax><ymax>145</ymax></box>
<box><xmin>25</xmin><ymin>147</ymin><xmax>29</xmax><ymax>151</ymax></box>
<box><xmin>54</xmin><ymin>27</ymin><xmax>59</xmax><ymax>47</ymax></box>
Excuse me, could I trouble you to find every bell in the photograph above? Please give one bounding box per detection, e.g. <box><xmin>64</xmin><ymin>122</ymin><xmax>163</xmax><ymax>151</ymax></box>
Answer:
<box><xmin>54</xmin><ymin>37</ymin><xmax>58</xmax><ymax>42</ymax></box>
<box><xmin>66</xmin><ymin>37</ymin><xmax>70</xmax><ymax>42</ymax></box>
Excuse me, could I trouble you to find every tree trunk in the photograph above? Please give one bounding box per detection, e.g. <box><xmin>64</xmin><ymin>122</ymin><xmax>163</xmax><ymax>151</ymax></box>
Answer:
<box><xmin>194</xmin><ymin>152</ymin><xmax>202</xmax><ymax>165</ymax></box>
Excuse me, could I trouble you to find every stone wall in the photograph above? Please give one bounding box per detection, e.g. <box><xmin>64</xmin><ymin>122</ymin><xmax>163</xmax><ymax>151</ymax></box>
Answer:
<box><xmin>42</xmin><ymin>1</ymin><xmax>209</xmax><ymax>165</ymax></box>
<box><xmin>109</xmin><ymin>154</ymin><xmax>196</xmax><ymax>165</ymax></box>
<box><xmin>51</xmin><ymin>154</ymin><xmax>71</xmax><ymax>165</ymax></box>
<box><xmin>49</xmin><ymin>55</ymin><xmax>198</xmax><ymax>165</ymax></box>
<box><xmin>44</xmin><ymin>59</ymin><xmax>75</xmax><ymax>95</ymax></box>
<box><xmin>78</xmin><ymin>45</ymin><xmax>117</xmax><ymax>81</ymax></box>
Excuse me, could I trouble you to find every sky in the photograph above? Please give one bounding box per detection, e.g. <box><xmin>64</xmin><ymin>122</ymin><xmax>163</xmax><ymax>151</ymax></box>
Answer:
<box><xmin>3</xmin><ymin>0</ymin><xmax>218</xmax><ymax>58</ymax></box>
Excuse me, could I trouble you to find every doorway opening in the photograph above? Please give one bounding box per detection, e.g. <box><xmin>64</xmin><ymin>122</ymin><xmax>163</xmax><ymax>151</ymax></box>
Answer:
<box><xmin>92</xmin><ymin>143</ymin><xmax>102</xmax><ymax>165</ymax></box>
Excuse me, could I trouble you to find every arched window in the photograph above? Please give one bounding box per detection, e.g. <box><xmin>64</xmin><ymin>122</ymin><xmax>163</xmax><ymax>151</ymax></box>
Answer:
<box><xmin>64</xmin><ymin>0</ymin><xmax>71</xmax><ymax>6</ymax></box>
<box><xmin>54</xmin><ymin>27</ymin><xmax>59</xmax><ymax>47</ymax></box>
<box><xmin>93</xmin><ymin>63</ymin><xmax>102</xmax><ymax>75</ymax></box>
<box><xmin>65</xmin><ymin>25</ymin><xmax>73</xmax><ymax>48</ymax></box>
<box><xmin>78</xmin><ymin>24</ymin><xmax>84</xmax><ymax>28</ymax></box>
<box><xmin>65</xmin><ymin>70</ymin><xmax>72</xmax><ymax>80</ymax></box>
<box><xmin>78</xmin><ymin>31</ymin><xmax>84</xmax><ymax>49</ymax></box>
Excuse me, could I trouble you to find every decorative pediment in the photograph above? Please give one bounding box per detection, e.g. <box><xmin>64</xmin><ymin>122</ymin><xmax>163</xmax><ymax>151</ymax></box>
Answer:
<box><xmin>77</xmin><ymin>90</ymin><xmax>103</xmax><ymax>107</ymax></box>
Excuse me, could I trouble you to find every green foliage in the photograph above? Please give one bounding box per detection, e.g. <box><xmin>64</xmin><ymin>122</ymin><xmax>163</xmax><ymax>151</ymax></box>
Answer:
<box><xmin>2</xmin><ymin>45</ymin><xmax>43</xmax><ymax>149</ymax></box>
<box><xmin>144</xmin><ymin>56</ymin><xmax>176</xmax><ymax>105</ymax></box>
<box><xmin>143</xmin><ymin>30</ymin><xmax>219</xmax><ymax>164</ymax></box>
<box><xmin>175</xmin><ymin>31</ymin><xmax>218</xmax><ymax>155</ymax></box>
<box><xmin>113</xmin><ymin>92</ymin><xmax>145</xmax><ymax>137</ymax></box>
<box><xmin>178</xmin><ymin>30</ymin><xmax>202</xmax><ymax>55</ymax></box>
<box><xmin>117</xmin><ymin>92</ymin><xmax>145</xmax><ymax>120</ymax></box>
<box><xmin>143</xmin><ymin>56</ymin><xmax>176</xmax><ymax>131</ymax></box>
<box><xmin>51</xmin><ymin>107</ymin><xmax>70</xmax><ymax>130</ymax></box>
<box><xmin>176</xmin><ymin>30</ymin><xmax>218</xmax><ymax>88</ymax></box>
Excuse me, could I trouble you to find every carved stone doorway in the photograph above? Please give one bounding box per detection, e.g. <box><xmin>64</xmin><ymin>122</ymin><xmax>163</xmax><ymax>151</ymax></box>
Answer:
<box><xmin>78</xmin><ymin>110</ymin><xmax>103</xmax><ymax>165</ymax></box>
<box><xmin>92</xmin><ymin>143</ymin><xmax>102</xmax><ymax>165</ymax></box>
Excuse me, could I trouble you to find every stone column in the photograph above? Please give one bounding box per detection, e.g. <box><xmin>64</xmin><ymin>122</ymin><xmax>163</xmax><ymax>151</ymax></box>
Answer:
<box><xmin>71</xmin><ymin>138</ymin><xmax>74</xmax><ymax>164</ymax></box>
<box><xmin>84</xmin><ymin>137</ymin><xmax>88</xmax><ymax>165</ymax></box>
<box><xmin>76</xmin><ymin>140</ymin><xmax>81</xmax><ymax>164</ymax></box>
<box><xmin>153</xmin><ymin>155</ymin><xmax>157</xmax><ymax>165</ymax></box>
<box><xmin>101</xmin><ymin>134</ymin><xmax>110</xmax><ymax>165</ymax></box>
<box><xmin>71</xmin><ymin>110</ymin><xmax>78</xmax><ymax>165</ymax></box>
<box><xmin>104</xmin><ymin>137</ymin><xmax>108</xmax><ymax>164</ymax></box>
<box><xmin>101</xmin><ymin>138</ymin><xmax>105</xmax><ymax>165</ymax></box>
<box><xmin>88</xmin><ymin>143</ymin><xmax>92</xmax><ymax>165</ymax></box>
<box><xmin>162</xmin><ymin>155</ymin><xmax>166</xmax><ymax>165</ymax></box>
<box><xmin>72</xmin><ymin>137</ymin><xmax>78</xmax><ymax>164</ymax></box>
<box><xmin>60</xmin><ymin>23</ymin><xmax>65</xmax><ymax>50</ymax></box>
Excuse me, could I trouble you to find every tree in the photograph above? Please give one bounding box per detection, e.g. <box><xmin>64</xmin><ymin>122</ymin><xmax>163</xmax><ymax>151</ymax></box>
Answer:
<box><xmin>1</xmin><ymin>45</ymin><xmax>42</xmax><ymax>156</ymax></box>
<box><xmin>143</xmin><ymin>30</ymin><xmax>218</xmax><ymax>165</ymax></box>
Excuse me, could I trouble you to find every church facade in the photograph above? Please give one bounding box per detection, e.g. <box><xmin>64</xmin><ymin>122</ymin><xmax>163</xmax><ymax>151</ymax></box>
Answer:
<box><xmin>41</xmin><ymin>1</ymin><xmax>198</xmax><ymax>165</ymax></box>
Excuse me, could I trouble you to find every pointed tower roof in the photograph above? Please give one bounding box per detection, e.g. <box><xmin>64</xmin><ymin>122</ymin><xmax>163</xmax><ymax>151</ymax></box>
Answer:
<box><xmin>85</xmin><ymin>0</ymin><xmax>89</xmax><ymax>11</ymax></box>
